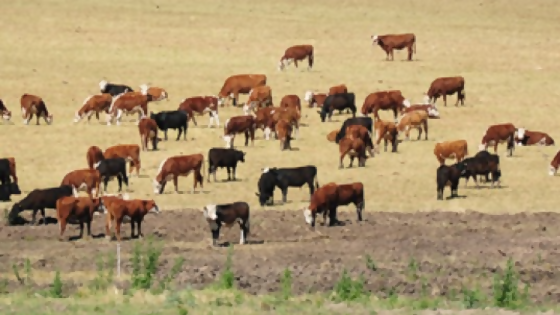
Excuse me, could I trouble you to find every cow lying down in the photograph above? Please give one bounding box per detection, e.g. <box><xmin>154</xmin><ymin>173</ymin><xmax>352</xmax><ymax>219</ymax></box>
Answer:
<box><xmin>202</xmin><ymin>202</ymin><xmax>250</xmax><ymax>246</ymax></box>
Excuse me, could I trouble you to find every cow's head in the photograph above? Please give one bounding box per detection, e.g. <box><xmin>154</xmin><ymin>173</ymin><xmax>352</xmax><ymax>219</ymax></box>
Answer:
<box><xmin>549</xmin><ymin>164</ymin><xmax>557</xmax><ymax>176</ymax></box>
<box><xmin>304</xmin><ymin>91</ymin><xmax>314</xmax><ymax>104</ymax></box>
<box><xmin>152</xmin><ymin>178</ymin><xmax>166</xmax><ymax>194</ymax></box>
<box><xmin>236</xmin><ymin>150</ymin><xmax>246</xmax><ymax>163</ymax></box>
<box><xmin>478</xmin><ymin>143</ymin><xmax>488</xmax><ymax>152</ymax></box>
<box><xmin>145</xmin><ymin>200</ymin><xmax>160</xmax><ymax>214</ymax></box>
<box><xmin>8</xmin><ymin>203</ymin><xmax>24</xmax><ymax>225</ymax></box>
<box><xmin>302</xmin><ymin>207</ymin><xmax>314</xmax><ymax>225</ymax></box>
<box><xmin>99</xmin><ymin>80</ymin><xmax>108</xmax><ymax>93</ymax></box>
<box><xmin>516</xmin><ymin>128</ymin><xmax>526</xmax><ymax>141</ymax></box>
<box><xmin>45</xmin><ymin>114</ymin><xmax>54</xmax><ymax>125</ymax></box>
<box><xmin>94</xmin><ymin>197</ymin><xmax>107</xmax><ymax>214</ymax></box>
<box><xmin>140</xmin><ymin>84</ymin><xmax>149</xmax><ymax>94</ymax></box>
<box><xmin>2</xmin><ymin>110</ymin><xmax>11</xmax><ymax>121</ymax></box>
<box><xmin>278</xmin><ymin>60</ymin><xmax>285</xmax><ymax>71</ymax></box>
<box><xmin>371</xmin><ymin>35</ymin><xmax>379</xmax><ymax>45</ymax></box>
<box><xmin>422</xmin><ymin>93</ymin><xmax>432</xmax><ymax>105</ymax></box>
<box><xmin>427</xmin><ymin>106</ymin><xmax>440</xmax><ymax>118</ymax></box>
<box><xmin>318</xmin><ymin>108</ymin><xmax>327</xmax><ymax>122</ymax></box>
<box><xmin>223</xmin><ymin>135</ymin><xmax>234</xmax><ymax>149</ymax></box>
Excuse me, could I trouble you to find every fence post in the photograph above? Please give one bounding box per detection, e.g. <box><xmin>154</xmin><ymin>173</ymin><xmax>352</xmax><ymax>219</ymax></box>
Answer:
<box><xmin>117</xmin><ymin>242</ymin><xmax>121</xmax><ymax>278</ymax></box>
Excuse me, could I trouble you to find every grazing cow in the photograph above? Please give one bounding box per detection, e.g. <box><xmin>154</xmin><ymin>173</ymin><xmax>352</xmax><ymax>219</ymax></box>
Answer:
<box><xmin>8</xmin><ymin>185</ymin><xmax>78</xmax><ymax>226</ymax></box>
<box><xmin>153</xmin><ymin>154</ymin><xmax>205</xmax><ymax>194</ymax></box>
<box><xmin>95</xmin><ymin>158</ymin><xmax>129</xmax><ymax>193</ymax></box>
<box><xmin>276</xmin><ymin>119</ymin><xmax>294</xmax><ymax>151</ymax></box>
<box><xmin>150</xmin><ymin>110</ymin><xmax>188</xmax><ymax>141</ymax></box>
<box><xmin>217</xmin><ymin>74</ymin><xmax>267</xmax><ymax>107</ymax></box>
<box><xmin>361</xmin><ymin>90</ymin><xmax>411</xmax><ymax>122</ymax></box>
<box><xmin>459</xmin><ymin>152</ymin><xmax>502</xmax><ymax>188</ymax></box>
<box><xmin>515</xmin><ymin>128</ymin><xmax>555</xmax><ymax>146</ymax></box>
<box><xmin>0</xmin><ymin>157</ymin><xmax>17</xmax><ymax>184</ymax></box>
<box><xmin>105</xmin><ymin>198</ymin><xmax>160</xmax><ymax>242</ymax></box>
<box><xmin>319</xmin><ymin>93</ymin><xmax>357</xmax><ymax>122</ymax></box>
<box><xmin>99</xmin><ymin>80</ymin><xmax>134</xmax><ymax>96</ymax></box>
<box><xmin>479</xmin><ymin>123</ymin><xmax>516</xmax><ymax>157</ymax></box>
<box><xmin>107</xmin><ymin>91</ymin><xmax>153</xmax><ymax>126</ymax></box>
<box><xmin>339</xmin><ymin>137</ymin><xmax>367</xmax><ymax>168</ymax></box>
<box><xmin>302</xmin><ymin>182</ymin><xmax>365</xmax><ymax>227</ymax></box>
<box><xmin>403</xmin><ymin>104</ymin><xmax>440</xmax><ymax>119</ymax></box>
<box><xmin>371</xmin><ymin>33</ymin><xmax>416</xmax><ymax>61</ymax></box>
<box><xmin>1</xmin><ymin>99</ymin><xmax>12</xmax><ymax>121</ymax></box>
<box><xmin>468</xmin><ymin>150</ymin><xmax>500</xmax><ymax>183</ymax></box>
<box><xmin>20</xmin><ymin>94</ymin><xmax>53</xmax><ymax>125</ymax></box>
<box><xmin>335</xmin><ymin>117</ymin><xmax>373</xmax><ymax>144</ymax></box>
<box><xmin>345</xmin><ymin>125</ymin><xmax>375</xmax><ymax>156</ymax></box>
<box><xmin>436</xmin><ymin>163</ymin><xmax>467</xmax><ymax>200</ymax></box>
<box><xmin>434</xmin><ymin>140</ymin><xmax>469</xmax><ymax>165</ymax></box>
<box><xmin>304</xmin><ymin>91</ymin><xmax>328</xmax><ymax>108</ymax></box>
<box><xmin>56</xmin><ymin>196</ymin><xmax>107</xmax><ymax>241</ymax></box>
<box><xmin>60</xmin><ymin>169</ymin><xmax>101</xmax><ymax>198</ymax></box>
<box><xmin>278</xmin><ymin>45</ymin><xmax>314</xmax><ymax>71</ymax></box>
<box><xmin>207</xmin><ymin>148</ymin><xmax>246</xmax><ymax>182</ymax></box>
<box><xmin>178</xmin><ymin>96</ymin><xmax>220</xmax><ymax>127</ymax></box>
<box><xmin>549</xmin><ymin>150</ymin><xmax>560</xmax><ymax>176</ymax></box>
<box><xmin>272</xmin><ymin>107</ymin><xmax>301</xmax><ymax>139</ymax></box>
<box><xmin>255</xmin><ymin>166</ymin><xmax>319</xmax><ymax>206</ymax></box>
<box><xmin>425</xmin><ymin>76</ymin><xmax>465</xmax><ymax>107</ymax></box>
<box><xmin>396</xmin><ymin>110</ymin><xmax>429</xmax><ymax>141</ymax></box>
<box><xmin>86</xmin><ymin>146</ymin><xmax>104</xmax><ymax>169</ymax></box>
<box><xmin>104</xmin><ymin>144</ymin><xmax>142</xmax><ymax>177</ymax></box>
<box><xmin>0</xmin><ymin>182</ymin><xmax>21</xmax><ymax>202</ymax></box>
<box><xmin>245</xmin><ymin>85</ymin><xmax>273</xmax><ymax>114</ymax></box>
<box><xmin>202</xmin><ymin>202</ymin><xmax>250</xmax><ymax>246</ymax></box>
<box><xmin>222</xmin><ymin>115</ymin><xmax>256</xmax><ymax>149</ymax></box>
<box><xmin>140</xmin><ymin>84</ymin><xmax>168</xmax><ymax>102</ymax></box>
<box><xmin>373</xmin><ymin>120</ymin><xmax>399</xmax><ymax>153</ymax></box>
<box><xmin>280</xmin><ymin>95</ymin><xmax>302</xmax><ymax>112</ymax></box>
<box><xmin>74</xmin><ymin>94</ymin><xmax>112</xmax><ymax>123</ymax></box>
<box><xmin>254</xmin><ymin>106</ymin><xmax>279</xmax><ymax>138</ymax></box>
<box><xmin>138</xmin><ymin>117</ymin><xmax>160</xmax><ymax>151</ymax></box>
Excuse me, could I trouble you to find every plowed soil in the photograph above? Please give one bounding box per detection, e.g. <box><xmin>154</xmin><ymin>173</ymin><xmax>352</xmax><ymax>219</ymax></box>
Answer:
<box><xmin>1</xmin><ymin>209</ymin><xmax>560</xmax><ymax>303</ymax></box>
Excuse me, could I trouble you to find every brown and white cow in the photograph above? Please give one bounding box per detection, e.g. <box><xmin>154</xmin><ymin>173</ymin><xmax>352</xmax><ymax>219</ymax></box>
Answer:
<box><xmin>345</xmin><ymin>125</ymin><xmax>375</xmax><ymax>157</ymax></box>
<box><xmin>265</xmin><ymin>107</ymin><xmax>301</xmax><ymax>140</ymax></box>
<box><xmin>104</xmin><ymin>144</ymin><xmax>141</xmax><ymax>177</ymax></box>
<box><xmin>20</xmin><ymin>94</ymin><xmax>53</xmax><ymax>125</ymax></box>
<box><xmin>403</xmin><ymin>104</ymin><xmax>440</xmax><ymax>119</ymax></box>
<box><xmin>140</xmin><ymin>84</ymin><xmax>168</xmax><ymax>102</ymax></box>
<box><xmin>371</xmin><ymin>33</ymin><xmax>416</xmax><ymax>61</ymax></box>
<box><xmin>254</xmin><ymin>106</ymin><xmax>279</xmax><ymax>138</ymax></box>
<box><xmin>515</xmin><ymin>128</ymin><xmax>555</xmax><ymax>146</ymax></box>
<box><xmin>105</xmin><ymin>198</ymin><xmax>160</xmax><ymax>242</ymax></box>
<box><xmin>302</xmin><ymin>182</ymin><xmax>364</xmax><ymax>227</ymax></box>
<box><xmin>86</xmin><ymin>146</ymin><xmax>105</xmax><ymax>170</ymax></box>
<box><xmin>339</xmin><ymin>137</ymin><xmax>367</xmax><ymax>169</ymax></box>
<box><xmin>304</xmin><ymin>91</ymin><xmax>328</xmax><ymax>108</ymax></box>
<box><xmin>0</xmin><ymin>99</ymin><xmax>11</xmax><ymax>121</ymax></box>
<box><xmin>434</xmin><ymin>140</ymin><xmax>469</xmax><ymax>165</ymax></box>
<box><xmin>280</xmin><ymin>95</ymin><xmax>302</xmax><ymax>112</ymax></box>
<box><xmin>217</xmin><ymin>74</ymin><xmax>267</xmax><ymax>107</ymax></box>
<box><xmin>1</xmin><ymin>157</ymin><xmax>18</xmax><ymax>184</ymax></box>
<box><xmin>178</xmin><ymin>96</ymin><xmax>220</xmax><ymax>127</ymax></box>
<box><xmin>549</xmin><ymin>150</ymin><xmax>560</xmax><ymax>176</ymax></box>
<box><xmin>74</xmin><ymin>93</ymin><xmax>112</xmax><ymax>123</ymax></box>
<box><xmin>153</xmin><ymin>154</ymin><xmax>205</xmax><ymax>194</ymax></box>
<box><xmin>244</xmin><ymin>85</ymin><xmax>273</xmax><ymax>114</ymax></box>
<box><xmin>56</xmin><ymin>196</ymin><xmax>107</xmax><ymax>241</ymax></box>
<box><xmin>138</xmin><ymin>117</ymin><xmax>160</xmax><ymax>151</ymax></box>
<box><xmin>275</xmin><ymin>119</ymin><xmax>293</xmax><ymax>151</ymax></box>
<box><xmin>60</xmin><ymin>169</ymin><xmax>101</xmax><ymax>198</ymax></box>
<box><xmin>107</xmin><ymin>91</ymin><xmax>153</xmax><ymax>126</ymax></box>
<box><xmin>479</xmin><ymin>123</ymin><xmax>516</xmax><ymax>156</ymax></box>
<box><xmin>222</xmin><ymin>115</ymin><xmax>256</xmax><ymax>149</ymax></box>
<box><xmin>362</xmin><ymin>90</ymin><xmax>411</xmax><ymax>122</ymax></box>
<box><xmin>374</xmin><ymin>120</ymin><xmax>399</xmax><ymax>153</ymax></box>
<box><xmin>396</xmin><ymin>110</ymin><xmax>428</xmax><ymax>141</ymax></box>
<box><xmin>278</xmin><ymin>45</ymin><xmax>314</xmax><ymax>71</ymax></box>
<box><xmin>425</xmin><ymin>76</ymin><xmax>465</xmax><ymax>107</ymax></box>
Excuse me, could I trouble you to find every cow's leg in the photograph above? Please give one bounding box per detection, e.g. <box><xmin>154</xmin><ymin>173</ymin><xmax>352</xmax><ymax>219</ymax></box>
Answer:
<box><xmin>103</xmin><ymin>177</ymin><xmax>109</xmax><ymax>192</ymax></box>
<box><xmin>349</xmin><ymin>155</ymin><xmax>355</xmax><ymax>168</ymax></box>
<box><xmin>417</xmin><ymin>126</ymin><xmax>422</xmax><ymax>140</ymax></box>
<box><xmin>328</xmin><ymin>206</ymin><xmax>339</xmax><ymax>226</ymax></box>
<box><xmin>130</xmin><ymin>220</ymin><xmax>136</xmax><ymax>239</ymax></box>
<box><xmin>115</xmin><ymin>109</ymin><xmax>123</xmax><ymax>125</ymax></box>
<box><xmin>164</xmin><ymin>129</ymin><xmax>168</xmax><ymax>141</ymax></box>
<box><xmin>31</xmin><ymin>209</ymin><xmax>39</xmax><ymax>225</ymax></box>
<box><xmin>226</xmin><ymin>167</ymin><xmax>232</xmax><ymax>181</ymax></box>
<box><xmin>135</xmin><ymin>159</ymin><xmax>141</xmax><ymax>177</ymax></box>
<box><xmin>390</xmin><ymin>49</ymin><xmax>395</xmax><ymax>61</ymax></box>
<box><xmin>171</xmin><ymin>176</ymin><xmax>179</xmax><ymax>193</ymax></box>
<box><xmin>129</xmin><ymin>161</ymin><xmax>135</xmax><ymax>177</ymax></box>
<box><xmin>115</xmin><ymin>218</ymin><xmax>123</xmax><ymax>242</ymax></box>
<box><xmin>232</xmin><ymin>92</ymin><xmax>239</xmax><ymax>107</ymax></box>
<box><xmin>138</xmin><ymin>220</ymin><xmax>144</xmax><ymax>239</ymax></box>
<box><xmin>105</xmin><ymin>214</ymin><xmax>113</xmax><ymax>240</ymax></box>
<box><xmin>176</xmin><ymin>127</ymin><xmax>182</xmax><ymax>141</ymax></box>
<box><xmin>443</xmin><ymin>94</ymin><xmax>447</xmax><ymax>107</ymax></box>
<box><xmin>58</xmin><ymin>218</ymin><xmax>67</xmax><ymax>241</ymax></box>
<box><xmin>244</xmin><ymin>130</ymin><xmax>250</xmax><ymax>146</ymax></box>
<box><xmin>408</xmin><ymin>46</ymin><xmax>413</xmax><ymax>61</ymax></box>
<box><xmin>424</xmin><ymin>121</ymin><xmax>428</xmax><ymax>140</ymax></box>
<box><xmin>78</xmin><ymin>221</ymin><xmax>84</xmax><ymax>239</ymax></box>
<box><xmin>41</xmin><ymin>208</ymin><xmax>46</xmax><ymax>225</ymax></box>
<box><xmin>86</xmin><ymin>219</ymin><xmax>92</xmax><ymax>239</ymax></box>
<box><xmin>493</xmin><ymin>143</ymin><xmax>499</xmax><ymax>154</ymax></box>
<box><xmin>281</xmin><ymin>187</ymin><xmax>288</xmax><ymax>203</ymax></box>
<box><xmin>250</xmin><ymin>128</ymin><xmax>255</xmax><ymax>146</ymax></box>
<box><xmin>473</xmin><ymin>175</ymin><xmax>480</xmax><ymax>188</ymax></box>
<box><xmin>339</xmin><ymin>151</ymin><xmax>346</xmax><ymax>169</ymax></box>
<box><xmin>116</xmin><ymin>175</ymin><xmax>123</xmax><ymax>192</ymax></box>
<box><xmin>232</xmin><ymin>166</ymin><xmax>237</xmax><ymax>181</ymax></box>
<box><xmin>122</xmin><ymin>173</ymin><xmax>129</xmax><ymax>190</ymax></box>
<box><xmin>356</xmin><ymin>199</ymin><xmax>364</xmax><ymax>221</ymax></box>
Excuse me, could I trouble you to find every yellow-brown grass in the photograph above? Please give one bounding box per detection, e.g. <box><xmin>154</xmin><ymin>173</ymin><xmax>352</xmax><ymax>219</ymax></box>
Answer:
<box><xmin>1</xmin><ymin>0</ymin><xmax>560</xmax><ymax>214</ymax></box>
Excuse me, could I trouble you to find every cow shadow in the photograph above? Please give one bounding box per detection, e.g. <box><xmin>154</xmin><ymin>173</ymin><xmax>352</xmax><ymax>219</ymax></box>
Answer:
<box><xmin>465</xmin><ymin>185</ymin><xmax>508</xmax><ymax>190</ymax></box>
<box><xmin>446</xmin><ymin>195</ymin><xmax>467</xmax><ymax>200</ymax></box>
<box><xmin>68</xmin><ymin>233</ymin><xmax>106</xmax><ymax>242</ymax></box>
<box><xmin>216</xmin><ymin>240</ymin><xmax>265</xmax><ymax>247</ymax></box>
<box><xmin>213</xmin><ymin>178</ymin><xmax>243</xmax><ymax>183</ymax></box>
<box><xmin>286</xmin><ymin>147</ymin><xmax>300</xmax><ymax>152</ymax></box>
<box><xmin>137</xmin><ymin>174</ymin><xmax>151</xmax><ymax>179</ymax></box>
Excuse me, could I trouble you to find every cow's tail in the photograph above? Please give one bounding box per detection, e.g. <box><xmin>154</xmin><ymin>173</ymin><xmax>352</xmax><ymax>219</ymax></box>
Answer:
<box><xmin>309</xmin><ymin>47</ymin><xmax>314</xmax><ymax>68</ymax></box>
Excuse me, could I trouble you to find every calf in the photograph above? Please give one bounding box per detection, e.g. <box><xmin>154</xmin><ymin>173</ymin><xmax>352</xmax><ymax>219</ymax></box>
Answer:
<box><xmin>345</xmin><ymin>125</ymin><xmax>375</xmax><ymax>156</ymax></box>
<box><xmin>0</xmin><ymin>157</ymin><xmax>17</xmax><ymax>185</ymax></box>
<box><xmin>60</xmin><ymin>169</ymin><xmax>101</xmax><ymax>197</ymax></box>
<box><xmin>549</xmin><ymin>150</ymin><xmax>560</xmax><ymax>176</ymax></box>
<box><xmin>150</xmin><ymin>110</ymin><xmax>189</xmax><ymax>141</ymax></box>
<box><xmin>459</xmin><ymin>152</ymin><xmax>502</xmax><ymax>188</ymax></box>
<box><xmin>21</xmin><ymin>94</ymin><xmax>53</xmax><ymax>125</ymax></box>
<box><xmin>515</xmin><ymin>128</ymin><xmax>555</xmax><ymax>146</ymax></box>
<box><xmin>56</xmin><ymin>196</ymin><xmax>107</xmax><ymax>241</ymax></box>
<box><xmin>1</xmin><ymin>99</ymin><xmax>12</xmax><ymax>121</ymax></box>
<box><xmin>138</xmin><ymin>117</ymin><xmax>160</xmax><ymax>151</ymax></box>
<box><xmin>178</xmin><ymin>96</ymin><xmax>220</xmax><ymax>127</ymax></box>
<box><xmin>425</xmin><ymin>76</ymin><xmax>465</xmax><ymax>107</ymax></box>
<box><xmin>373</xmin><ymin>119</ymin><xmax>399</xmax><ymax>153</ymax></box>
<box><xmin>361</xmin><ymin>90</ymin><xmax>411</xmax><ymax>122</ymax></box>
<box><xmin>104</xmin><ymin>144</ymin><xmax>142</xmax><ymax>177</ymax></box>
<box><xmin>105</xmin><ymin>199</ymin><xmax>160</xmax><ymax>242</ymax></box>
<box><xmin>275</xmin><ymin>119</ymin><xmax>294</xmax><ymax>151</ymax></box>
<box><xmin>153</xmin><ymin>154</ymin><xmax>205</xmax><ymax>194</ymax></box>
<box><xmin>371</xmin><ymin>33</ymin><xmax>416</xmax><ymax>61</ymax></box>
<box><xmin>95</xmin><ymin>158</ymin><xmax>129</xmax><ymax>193</ymax></box>
<box><xmin>479</xmin><ymin>123</ymin><xmax>516</xmax><ymax>157</ymax></box>
<box><xmin>99</xmin><ymin>80</ymin><xmax>134</xmax><ymax>96</ymax></box>
<box><xmin>107</xmin><ymin>91</ymin><xmax>153</xmax><ymax>126</ymax></box>
<box><xmin>222</xmin><ymin>115</ymin><xmax>256</xmax><ymax>149</ymax></box>
<box><xmin>436</xmin><ymin>163</ymin><xmax>467</xmax><ymax>200</ymax></box>
<box><xmin>86</xmin><ymin>146</ymin><xmax>104</xmax><ymax>169</ymax></box>
<box><xmin>207</xmin><ymin>148</ymin><xmax>246</xmax><ymax>182</ymax></box>
<box><xmin>403</xmin><ymin>104</ymin><xmax>440</xmax><ymax>119</ymax></box>
<box><xmin>255</xmin><ymin>166</ymin><xmax>319</xmax><ymax>206</ymax></box>
<box><xmin>278</xmin><ymin>45</ymin><xmax>314</xmax><ymax>71</ymax></box>
<box><xmin>335</xmin><ymin>117</ymin><xmax>373</xmax><ymax>144</ymax></box>
<box><xmin>8</xmin><ymin>185</ymin><xmax>78</xmax><ymax>226</ymax></box>
<box><xmin>202</xmin><ymin>202</ymin><xmax>250</xmax><ymax>246</ymax></box>
<box><xmin>0</xmin><ymin>182</ymin><xmax>21</xmax><ymax>202</ymax></box>
<box><xmin>396</xmin><ymin>110</ymin><xmax>428</xmax><ymax>141</ymax></box>
<box><xmin>279</xmin><ymin>94</ymin><xmax>301</xmax><ymax>112</ymax></box>
<box><xmin>140</xmin><ymin>84</ymin><xmax>168</xmax><ymax>102</ymax></box>
<box><xmin>304</xmin><ymin>91</ymin><xmax>327</xmax><ymax>108</ymax></box>
<box><xmin>74</xmin><ymin>94</ymin><xmax>112</xmax><ymax>123</ymax></box>
<box><xmin>254</xmin><ymin>106</ymin><xmax>278</xmax><ymax>139</ymax></box>
<box><xmin>339</xmin><ymin>137</ymin><xmax>367</xmax><ymax>168</ymax></box>
<box><xmin>319</xmin><ymin>93</ymin><xmax>357</xmax><ymax>122</ymax></box>
<box><xmin>245</xmin><ymin>85</ymin><xmax>273</xmax><ymax>114</ymax></box>
<box><xmin>434</xmin><ymin>140</ymin><xmax>468</xmax><ymax>165</ymax></box>
<box><xmin>302</xmin><ymin>182</ymin><xmax>365</xmax><ymax>227</ymax></box>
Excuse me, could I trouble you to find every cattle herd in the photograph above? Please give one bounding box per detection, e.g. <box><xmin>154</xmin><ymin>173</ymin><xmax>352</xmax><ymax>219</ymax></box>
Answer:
<box><xmin>0</xmin><ymin>33</ymin><xmax>559</xmax><ymax>246</ymax></box>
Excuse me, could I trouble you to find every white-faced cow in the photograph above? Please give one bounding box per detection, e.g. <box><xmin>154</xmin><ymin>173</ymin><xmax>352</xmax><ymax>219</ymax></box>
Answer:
<box><xmin>21</xmin><ymin>94</ymin><xmax>53</xmax><ymax>125</ymax></box>
<box><xmin>371</xmin><ymin>33</ymin><xmax>416</xmax><ymax>61</ymax></box>
<box><xmin>153</xmin><ymin>154</ymin><xmax>205</xmax><ymax>194</ymax></box>
<box><xmin>217</xmin><ymin>74</ymin><xmax>267</xmax><ymax>107</ymax></box>
<box><xmin>278</xmin><ymin>45</ymin><xmax>314</xmax><ymax>71</ymax></box>
<box><xmin>202</xmin><ymin>202</ymin><xmax>250</xmax><ymax>246</ymax></box>
<box><xmin>425</xmin><ymin>76</ymin><xmax>465</xmax><ymax>107</ymax></box>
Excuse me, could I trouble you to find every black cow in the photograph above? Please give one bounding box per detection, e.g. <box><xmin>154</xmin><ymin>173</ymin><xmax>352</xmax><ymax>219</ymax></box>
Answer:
<box><xmin>95</xmin><ymin>158</ymin><xmax>129</xmax><ymax>193</ymax></box>
<box><xmin>0</xmin><ymin>159</ymin><xmax>11</xmax><ymax>185</ymax></box>
<box><xmin>459</xmin><ymin>151</ymin><xmax>501</xmax><ymax>188</ymax></box>
<box><xmin>0</xmin><ymin>182</ymin><xmax>21</xmax><ymax>202</ymax></box>
<box><xmin>318</xmin><ymin>93</ymin><xmax>357</xmax><ymax>122</ymax></box>
<box><xmin>255</xmin><ymin>166</ymin><xmax>319</xmax><ymax>206</ymax></box>
<box><xmin>149</xmin><ymin>110</ymin><xmax>189</xmax><ymax>141</ymax></box>
<box><xmin>99</xmin><ymin>80</ymin><xmax>134</xmax><ymax>97</ymax></box>
<box><xmin>8</xmin><ymin>185</ymin><xmax>76</xmax><ymax>225</ymax></box>
<box><xmin>207</xmin><ymin>148</ymin><xmax>246</xmax><ymax>182</ymax></box>
<box><xmin>202</xmin><ymin>202</ymin><xmax>250</xmax><ymax>246</ymax></box>
<box><xmin>436</xmin><ymin>163</ymin><xmax>467</xmax><ymax>200</ymax></box>
<box><xmin>335</xmin><ymin>117</ymin><xmax>373</xmax><ymax>144</ymax></box>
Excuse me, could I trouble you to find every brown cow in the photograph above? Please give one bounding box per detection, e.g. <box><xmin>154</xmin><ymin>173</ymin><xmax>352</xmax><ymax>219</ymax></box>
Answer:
<box><xmin>329</xmin><ymin>84</ymin><xmax>348</xmax><ymax>95</ymax></box>
<box><xmin>272</xmin><ymin>107</ymin><xmax>301</xmax><ymax>139</ymax></box>
<box><xmin>178</xmin><ymin>96</ymin><xmax>220</xmax><ymax>127</ymax></box>
<box><xmin>403</xmin><ymin>104</ymin><xmax>440</xmax><ymax>119</ymax></box>
<box><xmin>434</xmin><ymin>140</ymin><xmax>469</xmax><ymax>165</ymax></box>
<box><xmin>278</xmin><ymin>45</ymin><xmax>314</xmax><ymax>71</ymax></box>
<box><xmin>275</xmin><ymin>119</ymin><xmax>293</xmax><ymax>151</ymax></box>
<box><xmin>304</xmin><ymin>91</ymin><xmax>328</xmax><ymax>108</ymax></box>
<box><xmin>515</xmin><ymin>128</ymin><xmax>555</xmax><ymax>146</ymax></box>
<box><xmin>153</xmin><ymin>154</ymin><xmax>205</xmax><ymax>194</ymax></box>
<box><xmin>107</xmin><ymin>91</ymin><xmax>153</xmax><ymax>126</ymax></box>
<box><xmin>20</xmin><ymin>94</ymin><xmax>53</xmax><ymax>125</ymax></box>
<box><xmin>549</xmin><ymin>150</ymin><xmax>560</xmax><ymax>176</ymax></box>
<box><xmin>345</xmin><ymin>125</ymin><xmax>375</xmax><ymax>157</ymax></box>
<box><xmin>254</xmin><ymin>106</ymin><xmax>279</xmax><ymax>139</ymax></box>
<box><xmin>302</xmin><ymin>182</ymin><xmax>364</xmax><ymax>227</ymax></box>
<box><xmin>2</xmin><ymin>157</ymin><xmax>18</xmax><ymax>184</ymax></box>
<box><xmin>362</xmin><ymin>90</ymin><xmax>411</xmax><ymax>122</ymax></box>
<box><xmin>396</xmin><ymin>110</ymin><xmax>428</xmax><ymax>141</ymax></box>
<box><xmin>479</xmin><ymin>123</ymin><xmax>516</xmax><ymax>156</ymax></box>
<box><xmin>138</xmin><ymin>117</ymin><xmax>160</xmax><ymax>151</ymax></box>
<box><xmin>339</xmin><ymin>137</ymin><xmax>367</xmax><ymax>169</ymax></box>
<box><xmin>425</xmin><ymin>76</ymin><xmax>465</xmax><ymax>107</ymax></box>
<box><xmin>60</xmin><ymin>169</ymin><xmax>101</xmax><ymax>198</ymax></box>
<box><xmin>1</xmin><ymin>99</ymin><xmax>11</xmax><ymax>121</ymax></box>
<box><xmin>245</xmin><ymin>85</ymin><xmax>273</xmax><ymax>114</ymax></box>
<box><xmin>104</xmin><ymin>144</ymin><xmax>141</xmax><ymax>177</ymax></box>
<box><xmin>371</xmin><ymin>33</ymin><xmax>416</xmax><ymax>61</ymax></box>
<box><xmin>140</xmin><ymin>84</ymin><xmax>168</xmax><ymax>102</ymax></box>
<box><xmin>105</xmin><ymin>198</ymin><xmax>160</xmax><ymax>242</ymax></box>
<box><xmin>217</xmin><ymin>74</ymin><xmax>267</xmax><ymax>107</ymax></box>
<box><xmin>74</xmin><ymin>93</ymin><xmax>112</xmax><ymax>123</ymax></box>
<box><xmin>223</xmin><ymin>115</ymin><xmax>256</xmax><ymax>149</ymax></box>
<box><xmin>86</xmin><ymin>146</ymin><xmax>104</xmax><ymax>169</ymax></box>
<box><xmin>374</xmin><ymin>120</ymin><xmax>399</xmax><ymax>153</ymax></box>
<box><xmin>279</xmin><ymin>94</ymin><xmax>302</xmax><ymax>112</ymax></box>
<box><xmin>56</xmin><ymin>196</ymin><xmax>107</xmax><ymax>241</ymax></box>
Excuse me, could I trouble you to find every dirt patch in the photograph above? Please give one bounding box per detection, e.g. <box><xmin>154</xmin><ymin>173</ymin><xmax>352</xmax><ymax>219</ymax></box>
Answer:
<box><xmin>1</xmin><ymin>209</ymin><xmax>560</xmax><ymax>303</ymax></box>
